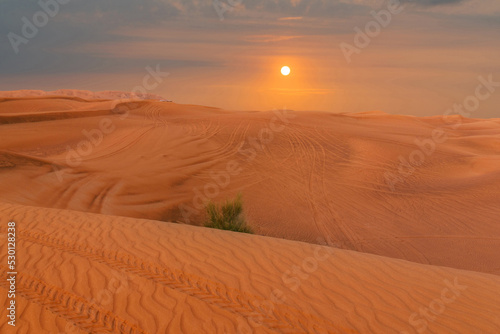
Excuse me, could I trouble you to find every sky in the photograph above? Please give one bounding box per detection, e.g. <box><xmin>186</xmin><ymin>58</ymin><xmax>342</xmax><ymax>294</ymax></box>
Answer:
<box><xmin>0</xmin><ymin>0</ymin><xmax>499</xmax><ymax>117</ymax></box>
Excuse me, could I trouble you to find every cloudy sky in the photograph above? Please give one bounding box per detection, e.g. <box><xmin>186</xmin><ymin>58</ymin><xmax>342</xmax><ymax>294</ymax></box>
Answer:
<box><xmin>1</xmin><ymin>0</ymin><xmax>499</xmax><ymax>117</ymax></box>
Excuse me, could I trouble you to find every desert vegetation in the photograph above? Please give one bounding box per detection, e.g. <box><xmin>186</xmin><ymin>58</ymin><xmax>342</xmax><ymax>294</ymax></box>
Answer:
<box><xmin>204</xmin><ymin>193</ymin><xmax>252</xmax><ymax>233</ymax></box>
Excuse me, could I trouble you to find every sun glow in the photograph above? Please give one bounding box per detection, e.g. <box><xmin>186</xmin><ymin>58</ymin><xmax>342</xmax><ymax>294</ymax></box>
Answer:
<box><xmin>281</xmin><ymin>66</ymin><xmax>291</xmax><ymax>76</ymax></box>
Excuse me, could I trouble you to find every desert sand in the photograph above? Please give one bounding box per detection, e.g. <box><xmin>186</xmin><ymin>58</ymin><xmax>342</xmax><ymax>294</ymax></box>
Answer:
<box><xmin>1</xmin><ymin>202</ymin><xmax>499</xmax><ymax>333</ymax></box>
<box><xmin>0</xmin><ymin>91</ymin><xmax>499</xmax><ymax>333</ymax></box>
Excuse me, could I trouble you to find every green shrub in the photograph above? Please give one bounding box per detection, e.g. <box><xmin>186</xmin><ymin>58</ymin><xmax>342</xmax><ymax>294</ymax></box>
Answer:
<box><xmin>204</xmin><ymin>193</ymin><xmax>252</xmax><ymax>233</ymax></box>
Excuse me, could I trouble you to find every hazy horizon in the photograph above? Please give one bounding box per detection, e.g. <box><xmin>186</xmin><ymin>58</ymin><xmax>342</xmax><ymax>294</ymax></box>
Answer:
<box><xmin>1</xmin><ymin>0</ymin><xmax>499</xmax><ymax>117</ymax></box>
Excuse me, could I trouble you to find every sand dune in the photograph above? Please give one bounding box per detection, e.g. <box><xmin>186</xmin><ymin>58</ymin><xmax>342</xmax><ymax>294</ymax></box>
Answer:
<box><xmin>0</xmin><ymin>202</ymin><xmax>499</xmax><ymax>333</ymax></box>
<box><xmin>1</xmin><ymin>94</ymin><xmax>499</xmax><ymax>277</ymax></box>
<box><xmin>0</xmin><ymin>89</ymin><xmax>166</xmax><ymax>101</ymax></box>
<box><xmin>1</xmin><ymin>93</ymin><xmax>500</xmax><ymax>333</ymax></box>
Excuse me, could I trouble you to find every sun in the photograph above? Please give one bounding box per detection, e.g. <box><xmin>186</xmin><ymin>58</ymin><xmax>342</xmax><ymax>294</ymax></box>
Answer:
<box><xmin>281</xmin><ymin>66</ymin><xmax>291</xmax><ymax>76</ymax></box>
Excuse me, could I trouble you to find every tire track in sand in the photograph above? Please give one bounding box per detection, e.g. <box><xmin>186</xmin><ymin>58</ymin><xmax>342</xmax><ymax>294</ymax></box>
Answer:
<box><xmin>0</xmin><ymin>265</ymin><xmax>147</xmax><ymax>334</ymax></box>
<box><xmin>10</xmin><ymin>228</ymin><xmax>343</xmax><ymax>334</ymax></box>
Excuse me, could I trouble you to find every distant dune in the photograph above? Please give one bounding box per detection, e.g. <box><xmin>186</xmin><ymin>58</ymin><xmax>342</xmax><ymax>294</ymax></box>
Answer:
<box><xmin>1</xmin><ymin>93</ymin><xmax>499</xmax><ymax>275</ymax></box>
<box><xmin>0</xmin><ymin>89</ymin><xmax>166</xmax><ymax>101</ymax></box>
<box><xmin>0</xmin><ymin>92</ymin><xmax>499</xmax><ymax>333</ymax></box>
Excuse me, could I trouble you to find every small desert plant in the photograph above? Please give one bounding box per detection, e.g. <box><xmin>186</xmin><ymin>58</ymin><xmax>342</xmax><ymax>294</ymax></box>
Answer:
<box><xmin>204</xmin><ymin>193</ymin><xmax>252</xmax><ymax>233</ymax></box>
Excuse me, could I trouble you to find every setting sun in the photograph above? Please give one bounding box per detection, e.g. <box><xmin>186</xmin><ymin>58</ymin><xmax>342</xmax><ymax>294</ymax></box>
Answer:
<box><xmin>281</xmin><ymin>66</ymin><xmax>291</xmax><ymax>76</ymax></box>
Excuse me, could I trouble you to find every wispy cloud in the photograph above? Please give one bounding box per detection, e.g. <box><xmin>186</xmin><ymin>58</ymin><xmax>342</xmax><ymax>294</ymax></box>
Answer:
<box><xmin>244</xmin><ymin>35</ymin><xmax>303</xmax><ymax>43</ymax></box>
<box><xmin>412</xmin><ymin>0</ymin><xmax>465</xmax><ymax>6</ymax></box>
<box><xmin>278</xmin><ymin>16</ymin><xmax>303</xmax><ymax>20</ymax></box>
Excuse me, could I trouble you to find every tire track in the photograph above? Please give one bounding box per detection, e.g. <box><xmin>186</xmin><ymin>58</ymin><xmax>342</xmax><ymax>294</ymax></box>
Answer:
<box><xmin>88</xmin><ymin>182</ymin><xmax>117</xmax><ymax>213</ymax></box>
<box><xmin>9</xmin><ymin>228</ymin><xmax>342</xmax><ymax>334</ymax></box>
<box><xmin>83</xmin><ymin>127</ymin><xmax>154</xmax><ymax>163</ymax></box>
<box><xmin>49</xmin><ymin>174</ymin><xmax>90</xmax><ymax>208</ymax></box>
<box><xmin>145</xmin><ymin>105</ymin><xmax>168</xmax><ymax>127</ymax></box>
<box><xmin>0</xmin><ymin>266</ymin><xmax>147</xmax><ymax>334</ymax></box>
<box><xmin>308</xmin><ymin>128</ymin><xmax>360</xmax><ymax>250</ymax></box>
<box><xmin>288</xmin><ymin>126</ymin><xmax>357</xmax><ymax>249</ymax></box>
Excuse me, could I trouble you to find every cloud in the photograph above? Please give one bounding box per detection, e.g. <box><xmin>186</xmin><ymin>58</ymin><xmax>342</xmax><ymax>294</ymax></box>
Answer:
<box><xmin>404</xmin><ymin>0</ymin><xmax>465</xmax><ymax>6</ymax></box>
<box><xmin>243</xmin><ymin>35</ymin><xmax>303</xmax><ymax>43</ymax></box>
<box><xmin>278</xmin><ymin>16</ymin><xmax>304</xmax><ymax>20</ymax></box>
<box><xmin>0</xmin><ymin>0</ymin><xmax>498</xmax><ymax>86</ymax></box>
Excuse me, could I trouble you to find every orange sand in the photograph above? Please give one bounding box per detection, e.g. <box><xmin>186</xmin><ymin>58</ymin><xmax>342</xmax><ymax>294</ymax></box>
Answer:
<box><xmin>0</xmin><ymin>91</ymin><xmax>499</xmax><ymax>333</ymax></box>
